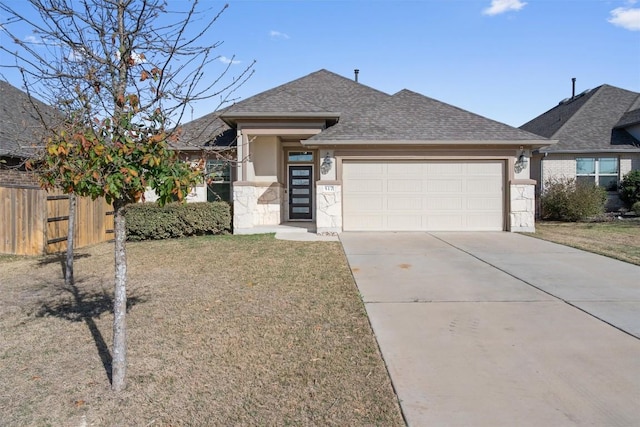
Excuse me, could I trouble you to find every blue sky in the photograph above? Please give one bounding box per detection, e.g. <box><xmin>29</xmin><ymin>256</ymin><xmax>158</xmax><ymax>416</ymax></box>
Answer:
<box><xmin>2</xmin><ymin>0</ymin><xmax>640</xmax><ymax>127</ymax></box>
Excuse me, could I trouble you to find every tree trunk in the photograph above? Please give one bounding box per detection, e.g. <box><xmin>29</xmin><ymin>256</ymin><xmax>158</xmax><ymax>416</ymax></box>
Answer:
<box><xmin>111</xmin><ymin>199</ymin><xmax>128</xmax><ymax>391</ymax></box>
<box><xmin>65</xmin><ymin>193</ymin><xmax>76</xmax><ymax>287</ymax></box>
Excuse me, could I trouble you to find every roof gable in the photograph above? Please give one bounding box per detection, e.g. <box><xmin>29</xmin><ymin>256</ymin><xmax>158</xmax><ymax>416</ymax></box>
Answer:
<box><xmin>174</xmin><ymin>112</ymin><xmax>234</xmax><ymax>150</ymax></box>
<box><xmin>221</xmin><ymin>69</ymin><xmax>390</xmax><ymax>119</ymax></box>
<box><xmin>520</xmin><ymin>84</ymin><xmax>640</xmax><ymax>152</ymax></box>
<box><xmin>0</xmin><ymin>81</ymin><xmax>59</xmax><ymax>158</ymax></box>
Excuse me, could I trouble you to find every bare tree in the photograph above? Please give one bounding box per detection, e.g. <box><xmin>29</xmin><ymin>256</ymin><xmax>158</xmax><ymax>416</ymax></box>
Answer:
<box><xmin>0</xmin><ymin>0</ymin><xmax>253</xmax><ymax>391</ymax></box>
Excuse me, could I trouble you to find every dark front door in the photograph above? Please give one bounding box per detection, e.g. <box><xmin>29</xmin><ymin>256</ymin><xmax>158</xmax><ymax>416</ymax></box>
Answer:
<box><xmin>289</xmin><ymin>165</ymin><xmax>313</xmax><ymax>220</ymax></box>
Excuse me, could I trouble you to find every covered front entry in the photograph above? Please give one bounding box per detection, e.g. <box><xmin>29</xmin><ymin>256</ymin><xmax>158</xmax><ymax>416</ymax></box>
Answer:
<box><xmin>342</xmin><ymin>160</ymin><xmax>505</xmax><ymax>231</ymax></box>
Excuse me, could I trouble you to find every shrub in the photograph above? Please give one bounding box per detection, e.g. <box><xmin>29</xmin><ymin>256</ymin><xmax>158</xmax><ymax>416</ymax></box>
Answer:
<box><xmin>633</xmin><ymin>201</ymin><xmax>640</xmax><ymax>215</ymax></box>
<box><xmin>619</xmin><ymin>170</ymin><xmax>640</xmax><ymax>208</ymax></box>
<box><xmin>540</xmin><ymin>178</ymin><xmax>606</xmax><ymax>221</ymax></box>
<box><xmin>125</xmin><ymin>202</ymin><xmax>231</xmax><ymax>241</ymax></box>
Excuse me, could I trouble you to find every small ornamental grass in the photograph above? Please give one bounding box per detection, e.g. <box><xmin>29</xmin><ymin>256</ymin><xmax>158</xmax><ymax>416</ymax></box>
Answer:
<box><xmin>540</xmin><ymin>178</ymin><xmax>607</xmax><ymax>221</ymax></box>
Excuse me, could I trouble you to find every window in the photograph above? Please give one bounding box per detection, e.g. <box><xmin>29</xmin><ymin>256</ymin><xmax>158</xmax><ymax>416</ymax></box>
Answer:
<box><xmin>206</xmin><ymin>160</ymin><xmax>231</xmax><ymax>202</ymax></box>
<box><xmin>576</xmin><ymin>157</ymin><xmax>618</xmax><ymax>191</ymax></box>
<box><xmin>288</xmin><ymin>151</ymin><xmax>314</xmax><ymax>162</ymax></box>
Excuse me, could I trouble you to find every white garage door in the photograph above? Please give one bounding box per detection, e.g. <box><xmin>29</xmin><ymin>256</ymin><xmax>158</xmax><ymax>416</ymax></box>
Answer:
<box><xmin>342</xmin><ymin>160</ymin><xmax>504</xmax><ymax>231</ymax></box>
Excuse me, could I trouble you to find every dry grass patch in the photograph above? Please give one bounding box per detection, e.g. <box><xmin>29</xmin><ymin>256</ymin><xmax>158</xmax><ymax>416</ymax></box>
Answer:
<box><xmin>0</xmin><ymin>234</ymin><xmax>403</xmax><ymax>426</ymax></box>
<box><xmin>534</xmin><ymin>219</ymin><xmax>640</xmax><ymax>265</ymax></box>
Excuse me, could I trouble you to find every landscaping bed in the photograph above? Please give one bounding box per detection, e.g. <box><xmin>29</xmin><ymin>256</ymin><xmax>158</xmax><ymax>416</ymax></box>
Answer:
<box><xmin>0</xmin><ymin>235</ymin><xmax>403</xmax><ymax>426</ymax></box>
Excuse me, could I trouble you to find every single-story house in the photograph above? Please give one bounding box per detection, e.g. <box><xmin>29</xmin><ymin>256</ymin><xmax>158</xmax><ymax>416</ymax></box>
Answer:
<box><xmin>520</xmin><ymin>83</ymin><xmax>640</xmax><ymax>210</ymax></box>
<box><xmin>179</xmin><ymin>69</ymin><xmax>554</xmax><ymax>234</ymax></box>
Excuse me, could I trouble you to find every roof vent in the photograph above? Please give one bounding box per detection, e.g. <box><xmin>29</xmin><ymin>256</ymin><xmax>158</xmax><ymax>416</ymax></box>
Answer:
<box><xmin>354</xmin><ymin>69</ymin><xmax>359</xmax><ymax>83</ymax></box>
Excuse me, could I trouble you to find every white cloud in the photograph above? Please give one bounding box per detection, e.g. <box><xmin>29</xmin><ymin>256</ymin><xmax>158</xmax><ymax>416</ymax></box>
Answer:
<box><xmin>218</xmin><ymin>55</ymin><xmax>241</xmax><ymax>65</ymax></box>
<box><xmin>483</xmin><ymin>0</ymin><xmax>527</xmax><ymax>16</ymax></box>
<box><xmin>608</xmin><ymin>7</ymin><xmax>640</xmax><ymax>31</ymax></box>
<box><xmin>23</xmin><ymin>35</ymin><xmax>43</xmax><ymax>44</ymax></box>
<box><xmin>269</xmin><ymin>30</ymin><xmax>290</xmax><ymax>40</ymax></box>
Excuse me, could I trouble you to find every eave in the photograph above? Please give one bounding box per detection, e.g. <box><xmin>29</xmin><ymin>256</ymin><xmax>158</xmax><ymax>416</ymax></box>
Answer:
<box><xmin>220</xmin><ymin>112</ymin><xmax>341</xmax><ymax>127</ymax></box>
<box><xmin>303</xmin><ymin>139</ymin><xmax>556</xmax><ymax>149</ymax></box>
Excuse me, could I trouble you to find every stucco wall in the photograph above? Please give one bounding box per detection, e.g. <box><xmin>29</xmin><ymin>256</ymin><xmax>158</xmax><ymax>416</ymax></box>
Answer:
<box><xmin>248</xmin><ymin>136</ymin><xmax>279</xmax><ymax>181</ymax></box>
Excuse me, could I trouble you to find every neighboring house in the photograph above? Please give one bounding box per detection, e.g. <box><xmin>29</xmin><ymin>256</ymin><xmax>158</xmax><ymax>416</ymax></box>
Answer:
<box><xmin>0</xmin><ymin>81</ymin><xmax>112</xmax><ymax>256</ymax></box>
<box><xmin>145</xmin><ymin>114</ymin><xmax>237</xmax><ymax>203</ymax></box>
<box><xmin>520</xmin><ymin>84</ymin><xmax>640</xmax><ymax>210</ymax></box>
<box><xmin>0</xmin><ymin>80</ymin><xmax>54</xmax><ymax>186</ymax></box>
<box><xmin>180</xmin><ymin>69</ymin><xmax>553</xmax><ymax>234</ymax></box>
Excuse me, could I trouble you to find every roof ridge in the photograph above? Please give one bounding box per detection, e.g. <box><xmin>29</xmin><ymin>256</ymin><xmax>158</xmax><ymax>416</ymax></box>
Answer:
<box><xmin>548</xmin><ymin>85</ymin><xmax>603</xmax><ymax>139</ymax></box>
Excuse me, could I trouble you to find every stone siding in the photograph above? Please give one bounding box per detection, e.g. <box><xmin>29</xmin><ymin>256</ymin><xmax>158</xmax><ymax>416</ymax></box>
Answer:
<box><xmin>233</xmin><ymin>182</ymin><xmax>282</xmax><ymax>232</ymax></box>
<box><xmin>510</xmin><ymin>183</ymin><xmax>535</xmax><ymax>233</ymax></box>
<box><xmin>316</xmin><ymin>182</ymin><xmax>342</xmax><ymax>235</ymax></box>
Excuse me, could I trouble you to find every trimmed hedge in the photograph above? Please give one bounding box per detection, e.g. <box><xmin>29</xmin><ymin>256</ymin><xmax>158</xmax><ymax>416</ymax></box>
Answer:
<box><xmin>125</xmin><ymin>202</ymin><xmax>231</xmax><ymax>241</ymax></box>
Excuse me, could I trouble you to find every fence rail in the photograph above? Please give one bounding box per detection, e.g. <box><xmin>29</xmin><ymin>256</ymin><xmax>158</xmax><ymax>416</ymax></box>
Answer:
<box><xmin>0</xmin><ymin>185</ymin><xmax>114</xmax><ymax>255</ymax></box>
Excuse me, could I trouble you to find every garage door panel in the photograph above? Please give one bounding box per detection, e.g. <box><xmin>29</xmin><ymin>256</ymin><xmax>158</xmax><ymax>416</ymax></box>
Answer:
<box><xmin>466</xmin><ymin>214</ymin><xmax>503</xmax><ymax>230</ymax></box>
<box><xmin>351</xmin><ymin>162</ymin><xmax>385</xmax><ymax>175</ymax></box>
<box><xmin>343</xmin><ymin>215</ymin><xmax>384</xmax><ymax>230</ymax></box>
<box><xmin>388</xmin><ymin>162</ymin><xmax>423</xmax><ymax>176</ymax></box>
<box><xmin>467</xmin><ymin>162</ymin><xmax>502</xmax><ymax>175</ymax></box>
<box><xmin>343</xmin><ymin>195</ymin><xmax>383</xmax><ymax>211</ymax></box>
<box><xmin>387</xmin><ymin>179</ymin><xmax>423</xmax><ymax>193</ymax></box>
<box><xmin>425</xmin><ymin>196</ymin><xmax>464</xmax><ymax>211</ymax></box>
<box><xmin>426</xmin><ymin>163</ymin><xmax>464</xmax><ymax>175</ymax></box>
<box><xmin>387</xmin><ymin>214</ymin><xmax>424</xmax><ymax>230</ymax></box>
<box><xmin>343</xmin><ymin>160</ymin><xmax>504</xmax><ymax>231</ymax></box>
<box><xmin>387</xmin><ymin>195</ymin><xmax>423</xmax><ymax>210</ymax></box>
<box><xmin>426</xmin><ymin>214</ymin><xmax>464</xmax><ymax>231</ymax></box>
<box><xmin>347</xmin><ymin>179</ymin><xmax>384</xmax><ymax>193</ymax></box>
<box><xmin>426</xmin><ymin>179</ymin><xmax>464</xmax><ymax>193</ymax></box>
<box><xmin>467</xmin><ymin>179</ymin><xmax>502</xmax><ymax>193</ymax></box>
<box><xmin>466</xmin><ymin>197</ymin><xmax>502</xmax><ymax>210</ymax></box>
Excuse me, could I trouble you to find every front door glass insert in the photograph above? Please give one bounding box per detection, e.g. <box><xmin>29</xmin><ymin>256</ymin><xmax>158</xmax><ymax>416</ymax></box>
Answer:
<box><xmin>289</xmin><ymin>165</ymin><xmax>313</xmax><ymax>220</ymax></box>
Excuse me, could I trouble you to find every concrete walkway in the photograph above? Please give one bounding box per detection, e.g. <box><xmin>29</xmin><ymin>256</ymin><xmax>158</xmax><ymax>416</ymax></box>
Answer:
<box><xmin>340</xmin><ymin>232</ymin><xmax>640</xmax><ymax>427</ymax></box>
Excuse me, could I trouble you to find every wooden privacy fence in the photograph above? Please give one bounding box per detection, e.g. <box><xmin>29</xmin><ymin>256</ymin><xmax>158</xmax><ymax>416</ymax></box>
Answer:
<box><xmin>0</xmin><ymin>185</ymin><xmax>114</xmax><ymax>255</ymax></box>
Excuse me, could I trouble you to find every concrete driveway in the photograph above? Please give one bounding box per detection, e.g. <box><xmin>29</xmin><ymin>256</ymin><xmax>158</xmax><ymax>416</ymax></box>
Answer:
<box><xmin>340</xmin><ymin>232</ymin><xmax>640</xmax><ymax>427</ymax></box>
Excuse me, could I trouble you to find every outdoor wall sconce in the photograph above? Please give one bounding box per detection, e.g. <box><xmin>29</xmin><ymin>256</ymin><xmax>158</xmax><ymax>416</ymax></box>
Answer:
<box><xmin>321</xmin><ymin>152</ymin><xmax>333</xmax><ymax>175</ymax></box>
<box><xmin>515</xmin><ymin>148</ymin><xmax>528</xmax><ymax>173</ymax></box>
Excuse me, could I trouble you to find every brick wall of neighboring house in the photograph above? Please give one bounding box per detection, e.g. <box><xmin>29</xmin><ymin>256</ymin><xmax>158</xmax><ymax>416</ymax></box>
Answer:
<box><xmin>621</xmin><ymin>154</ymin><xmax>640</xmax><ymax>177</ymax></box>
<box><xmin>541</xmin><ymin>154</ymin><xmax>576</xmax><ymax>186</ymax></box>
<box><xmin>0</xmin><ymin>167</ymin><xmax>39</xmax><ymax>187</ymax></box>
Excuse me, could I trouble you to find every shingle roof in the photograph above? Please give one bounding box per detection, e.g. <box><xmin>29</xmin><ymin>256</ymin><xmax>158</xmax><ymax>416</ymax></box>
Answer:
<box><xmin>212</xmin><ymin>69</ymin><xmax>548</xmax><ymax>145</ymax></box>
<box><xmin>221</xmin><ymin>69</ymin><xmax>390</xmax><ymax>119</ymax></box>
<box><xmin>520</xmin><ymin>84</ymin><xmax>640</xmax><ymax>153</ymax></box>
<box><xmin>310</xmin><ymin>88</ymin><xmax>546</xmax><ymax>142</ymax></box>
<box><xmin>173</xmin><ymin>112</ymin><xmax>235</xmax><ymax>150</ymax></box>
<box><xmin>0</xmin><ymin>81</ymin><xmax>59</xmax><ymax>158</ymax></box>
<box><xmin>615</xmin><ymin>108</ymin><xmax>640</xmax><ymax>129</ymax></box>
